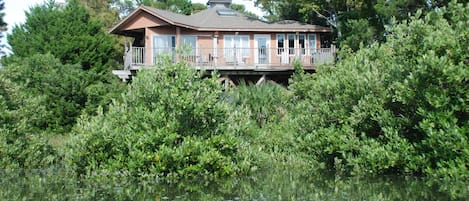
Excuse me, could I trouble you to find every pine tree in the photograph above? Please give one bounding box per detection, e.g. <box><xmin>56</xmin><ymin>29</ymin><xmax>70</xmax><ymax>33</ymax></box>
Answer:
<box><xmin>0</xmin><ymin>0</ymin><xmax>7</xmax><ymax>56</ymax></box>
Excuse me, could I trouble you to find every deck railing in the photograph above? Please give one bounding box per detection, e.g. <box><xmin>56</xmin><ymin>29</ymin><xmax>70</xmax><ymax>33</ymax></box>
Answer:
<box><xmin>126</xmin><ymin>47</ymin><xmax>335</xmax><ymax>70</ymax></box>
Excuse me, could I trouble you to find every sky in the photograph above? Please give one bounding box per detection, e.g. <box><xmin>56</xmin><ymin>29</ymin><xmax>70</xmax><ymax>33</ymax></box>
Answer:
<box><xmin>1</xmin><ymin>0</ymin><xmax>264</xmax><ymax>53</ymax></box>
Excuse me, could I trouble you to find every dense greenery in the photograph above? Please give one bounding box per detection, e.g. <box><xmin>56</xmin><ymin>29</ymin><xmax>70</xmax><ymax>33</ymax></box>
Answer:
<box><xmin>0</xmin><ymin>69</ymin><xmax>58</xmax><ymax>168</ymax></box>
<box><xmin>67</xmin><ymin>59</ymin><xmax>249</xmax><ymax>178</ymax></box>
<box><xmin>8</xmin><ymin>0</ymin><xmax>119</xmax><ymax>71</ymax></box>
<box><xmin>289</xmin><ymin>1</ymin><xmax>468</xmax><ymax>179</ymax></box>
<box><xmin>1</xmin><ymin>0</ymin><xmax>124</xmax><ymax>168</ymax></box>
<box><xmin>0</xmin><ymin>0</ymin><xmax>6</xmax><ymax>56</ymax></box>
<box><xmin>2</xmin><ymin>168</ymin><xmax>468</xmax><ymax>200</ymax></box>
<box><xmin>1</xmin><ymin>54</ymin><xmax>86</xmax><ymax>133</ymax></box>
<box><xmin>0</xmin><ymin>0</ymin><xmax>467</xmax><ymax>186</ymax></box>
<box><xmin>255</xmin><ymin>0</ymin><xmax>463</xmax><ymax>50</ymax></box>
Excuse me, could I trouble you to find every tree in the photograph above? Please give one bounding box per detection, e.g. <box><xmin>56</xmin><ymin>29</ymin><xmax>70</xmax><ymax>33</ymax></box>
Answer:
<box><xmin>67</xmin><ymin>58</ymin><xmax>248</xmax><ymax>178</ymax></box>
<box><xmin>0</xmin><ymin>0</ymin><xmax>7</xmax><ymax>56</ymax></box>
<box><xmin>1</xmin><ymin>54</ymin><xmax>87</xmax><ymax>133</ymax></box>
<box><xmin>6</xmin><ymin>0</ymin><xmax>126</xmax><ymax>131</ymax></box>
<box><xmin>113</xmin><ymin>0</ymin><xmax>193</xmax><ymax>17</ymax></box>
<box><xmin>191</xmin><ymin>2</ymin><xmax>206</xmax><ymax>14</ymax></box>
<box><xmin>254</xmin><ymin>0</ymin><xmax>461</xmax><ymax>50</ymax></box>
<box><xmin>77</xmin><ymin>0</ymin><xmax>120</xmax><ymax>27</ymax></box>
<box><xmin>8</xmin><ymin>0</ymin><xmax>119</xmax><ymax>71</ymax></box>
<box><xmin>289</xmin><ymin>1</ymin><xmax>469</xmax><ymax>179</ymax></box>
<box><xmin>230</xmin><ymin>3</ymin><xmax>259</xmax><ymax>19</ymax></box>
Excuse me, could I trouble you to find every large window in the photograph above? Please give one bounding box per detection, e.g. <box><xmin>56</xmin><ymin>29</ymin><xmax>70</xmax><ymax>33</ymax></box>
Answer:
<box><xmin>308</xmin><ymin>34</ymin><xmax>317</xmax><ymax>54</ymax></box>
<box><xmin>287</xmin><ymin>34</ymin><xmax>295</xmax><ymax>55</ymax></box>
<box><xmin>181</xmin><ymin>35</ymin><xmax>197</xmax><ymax>55</ymax></box>
<box><xmin>153</xmin><ymin>35</ymin><xmax>175</xmax><ymax>63</ymax></box>
<box><xmin>224</xmin><ymin>35</ymin><xmax>250</xmax><ymax>63</ymax></box>
<box><xmin>277</xmin><ymin>34</ymin><xmax>284</xmax><ymax>55</ymax></box>
<box><xmin>299</xmin><ymin>34</ymin><xmax>306</xmax><ymax>55</ymax></box>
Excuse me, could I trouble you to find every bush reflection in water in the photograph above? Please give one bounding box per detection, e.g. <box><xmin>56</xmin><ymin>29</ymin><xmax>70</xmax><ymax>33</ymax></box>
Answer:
<box><xmin>1</xmin><ymin>167</ymin><xmax>468</xmax><ymax>201</ymax></box>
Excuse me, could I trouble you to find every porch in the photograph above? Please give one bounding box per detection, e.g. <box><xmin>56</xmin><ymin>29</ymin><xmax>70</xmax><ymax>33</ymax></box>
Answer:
<box><xmin>114</xmin><ymin>46</ymin><xmax>335</xmax><ymax>81</ymax></box>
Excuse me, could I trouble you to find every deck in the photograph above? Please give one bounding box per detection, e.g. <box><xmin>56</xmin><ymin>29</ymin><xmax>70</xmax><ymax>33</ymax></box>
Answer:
<box><xmin>113</xmin><ymin>47</ymin><xmax>335</xmax><ymax>81</ymax></box>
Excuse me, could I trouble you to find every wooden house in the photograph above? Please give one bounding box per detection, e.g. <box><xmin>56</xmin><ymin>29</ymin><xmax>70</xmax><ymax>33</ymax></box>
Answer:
<box><xmin>110</xmin><ymin>0</ymin><xmax>335</xmax><ymax>84</ymax></box>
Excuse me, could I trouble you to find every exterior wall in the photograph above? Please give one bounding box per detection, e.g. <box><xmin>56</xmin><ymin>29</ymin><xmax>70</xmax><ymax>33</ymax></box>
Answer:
<box><xmin>122</xmin><ymin>12</ymin><xmax>169</xmax><ymax>31</ymax></box>
<box><xmin>136</xmin><ymin>24</ymin><xmax>328</xmax><ymax>67</ymax></box>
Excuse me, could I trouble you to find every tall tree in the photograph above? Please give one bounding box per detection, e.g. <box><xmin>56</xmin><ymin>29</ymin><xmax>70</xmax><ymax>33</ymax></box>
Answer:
<box><xmin>6</xmin><ymin>0</ymin><xmax>126</xmax><ymax>127</ymax></box>
<box><xmin>114</xmin><ymin>0</ymin><xmax>193</xmax><ymax>17</ymax></box>
<box><xmin>255</xmin><ymin>0</ymin><xmax>460</xmax><ymax>50</ymax></box>
<box><xmin>7</xmin><ymin>0</ymin><xmax>119</xmax><ymax>71</ymax></box>
<box><xmin>0</xmin><ymin>0</ymin><xmax>7</xmax><ymax>56</ymax></box>
<box><xmin>191</xmin><ymin>2</ymin><xmax>206</xmax><ymax>13</ymax></box>
<box><xmin>76</xmin><ymin>0</ymin><xmax>120</xmax><ymax>27</ymax></box>
<box><xmin>231</xmin><ymin>3</ymin><xmax>259</xmax><ymax>19</ymax></box>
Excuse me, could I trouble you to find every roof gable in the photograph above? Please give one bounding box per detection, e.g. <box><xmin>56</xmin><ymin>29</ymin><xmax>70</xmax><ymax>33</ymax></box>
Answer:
<box><xmin>110</xmin><ymin>6</ymin><xmax>332</xmax><ymax>34</ymax></box>
<box><xmin>120</xmin><ymin>11</ymin><xmax>169</xmax><ymax>31</ymax></box>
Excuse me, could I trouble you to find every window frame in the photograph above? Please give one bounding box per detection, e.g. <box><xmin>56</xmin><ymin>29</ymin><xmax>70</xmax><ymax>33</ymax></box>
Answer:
<box><xmin>299</xmin><ymin>34</ymin><xmax>306</xmax><ymax>55</ymax></box>
<box><xmin>152</xmin><ymin>34</ymin><xmax>176</xmax><ymax>64</ymax></box>
<box><xmin>308</xmin><ymin>33</ymin><xmax>317</xmax><ymax>55</ymax></box>
<box><xmin>181</xmin><ymin>35</ymin><xmax>197</xmax><ymax>56</ymax></box>
<box><xmin>287</xmin><ymin>34</ymin><xmax>295</xmax><ymax>55</ymax></box>
<box><xmin>277</xmin><ymin>34</ymin><xmax>285</xmax><ymax>55</ymax></box>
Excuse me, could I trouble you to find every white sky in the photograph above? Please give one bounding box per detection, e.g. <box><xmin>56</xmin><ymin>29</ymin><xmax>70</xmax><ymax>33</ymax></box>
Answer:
<box><xmin>1</xmin><ymin>0</ymin><xmax>264</xmax><ymax>53</ymax></box>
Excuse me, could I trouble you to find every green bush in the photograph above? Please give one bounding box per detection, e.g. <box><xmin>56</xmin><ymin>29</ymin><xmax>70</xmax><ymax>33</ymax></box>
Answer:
<box><xmin>226</xmin><ymin>82</ymin><xmax>289</xmax><ymax>127</ymax></box>
<box><xmin>67</xmin><ymin>59</ymin><xmax>248</xmax><ymax>179</ymax></box>
<box><xmin>0</xmin><ymin>77</ymin><xmax>58</xmax><ymax>169</ymax></box>
<box><xmin>290</xmin><ymin>1</ymin><xmax>468</xmax><ymax>179</ymax></box>
<box><xmin>0</xmin><ymin>54</ymin><xmax>87</xmax><ymax>133</ymax></box>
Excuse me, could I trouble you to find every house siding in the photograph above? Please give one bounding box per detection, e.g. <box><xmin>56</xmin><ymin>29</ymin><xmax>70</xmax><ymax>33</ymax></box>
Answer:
<box><xmin>122</xmin><ymin>12</ymin><xmax>169</xmax><ymax>31</ymax></box>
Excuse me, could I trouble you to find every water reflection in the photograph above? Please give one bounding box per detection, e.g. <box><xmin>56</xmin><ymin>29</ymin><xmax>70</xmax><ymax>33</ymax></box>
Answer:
<box><xmin>1</xmin><ymin>167</ymin><xmax>467</xmax><ymax>200</ymax></box>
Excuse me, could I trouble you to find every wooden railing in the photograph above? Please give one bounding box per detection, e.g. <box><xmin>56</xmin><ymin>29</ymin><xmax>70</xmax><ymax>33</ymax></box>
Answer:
<box><xmin>126</xmin><ymin>47</ymin><xmax>335</xmax><ymax>69</ymax></box>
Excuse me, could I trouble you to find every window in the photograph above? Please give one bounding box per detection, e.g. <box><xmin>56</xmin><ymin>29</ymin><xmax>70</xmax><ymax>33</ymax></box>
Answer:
<box><xmin>181</xmin><ymin>35</ymin><xmax>197</xmax><ymax>55</ymax></box>
<box><xmin>277</xmin><ymin>34</ymin><xmax>284</xmax><ymax>55</ymax></box>
<box><xmin>308</xmin><ymin>34</ymin><xmax>317</xmax><ymax>54</ymax></box>
<box><xmin>224</xmin><ymin>35</ymin><xmax>250</xmax><ymax>63</ymax></box>
<box><xmin>287</xmin><ymin>34</ymin><xmax>295</xmax><ymax>55</ymax></box>
<box><xmin>153</xmin><ymin>35</ymin><xmax>175</xmax><ymax>63</ymax></box>
<box><xmin>217</xmin><ymin>9</ymin><xmax>237</xmax><ymax>16</ymax></box>
<box><xmin>299</xmin><ymin>34</ymin><xmax>306</xmax><ymax>55</ymax></box>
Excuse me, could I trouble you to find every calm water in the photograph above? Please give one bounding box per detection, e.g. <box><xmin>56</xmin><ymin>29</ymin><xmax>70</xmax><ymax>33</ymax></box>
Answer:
<box><xmin>1</xmin><ymin>167</ymin><xmax>468</xmax><ymax>201</ymax></box>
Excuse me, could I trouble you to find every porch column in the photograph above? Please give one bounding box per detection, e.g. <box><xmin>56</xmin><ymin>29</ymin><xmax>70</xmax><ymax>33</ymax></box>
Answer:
<box><xmin>176</xmin><ymin>27</ymin><xmax>181</xmax><ymax>62</ymax></box>
<box><xmin>145</xmin><ymin>27</ymin><xmax>151</xmax><ymax>65</ymax></box>
<box><xmin>295</xmin><ymin>32</ymin><xmax>300</xmax><ymax>59</ymax></box>
<box><xmin>213</xmin><ymin>31</ymin><xmax>218</xmax><ymax>65</ymax></box>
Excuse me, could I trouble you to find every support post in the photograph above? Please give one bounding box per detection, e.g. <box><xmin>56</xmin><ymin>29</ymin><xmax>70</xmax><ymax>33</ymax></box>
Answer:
<box><xmin>176</xmin><ymin>27</ymin><xmax>181</xmax><ymax>62</ymax></box>
<box><xmin>256</xmin><ymin>74</ymin><xmax>266</xmax><ymax>85</ymax></box>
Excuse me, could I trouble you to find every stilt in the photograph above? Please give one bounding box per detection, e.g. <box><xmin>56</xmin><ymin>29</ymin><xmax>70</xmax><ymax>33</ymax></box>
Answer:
<box><xmin>217</xmin><ymin>76</ymin><xmax>236</xmax><ymax>89</ymax></box>
<box><xmin>256</xmin><ymin>74</ymin><xmax>266</xmax><ymax>85</ymax></box>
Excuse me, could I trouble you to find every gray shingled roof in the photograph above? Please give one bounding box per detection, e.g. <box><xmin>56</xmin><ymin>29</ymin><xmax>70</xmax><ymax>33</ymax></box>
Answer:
<box><xmin>111</xmin><ymin>6</ymin><xmax>331</xmax><ymax>34</ymax></box>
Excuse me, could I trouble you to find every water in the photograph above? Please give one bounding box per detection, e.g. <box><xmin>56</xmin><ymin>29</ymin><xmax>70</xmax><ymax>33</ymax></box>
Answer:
<box><xmin>1</xmin><ymin>167</ymin><xmax>468</xmax><ymax>200</ymax></box>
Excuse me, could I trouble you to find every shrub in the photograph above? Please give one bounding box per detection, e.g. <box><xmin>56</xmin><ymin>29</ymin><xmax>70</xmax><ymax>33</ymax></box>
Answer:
<box><xmin>0</xmin><ymin>54</ymin><xmax>87</xmax><ymax>133</ymax></box>
<box><xmin>0</xmin><ymin>77</ymin><xmax>58</xmax><ymax>169</ymax></box>
<box><xmin>67</xmin><ymin>59</ymin><xmax>248</xmax><ymax>179</ymax></box>
<box><xmin>291</xmin><ymin>1</ymin><xmax>468</xmax><ymax>179</ymax></box>
<box><xmin>226</xmin><ymin>82</ymin><xmax>290</xmax><ymax>127</ymax></box>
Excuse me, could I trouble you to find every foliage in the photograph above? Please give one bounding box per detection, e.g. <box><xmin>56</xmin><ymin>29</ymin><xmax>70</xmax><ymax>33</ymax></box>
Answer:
<box><xmin>7</xmin><ymin>0</ymin><xmax>119</xmax><ymax>71</ymax></box>
<box><xmin>255</xmin><ymin>0</ymin><xmax>462</xmax><ymax>50</ymax></box>
<box><xmin>191</xmin><ymin>3</ymin><xmax>206</xmax><ymax>14</ymax></box>
<box><xmin>67</xmin><ymin>58</ymin><xmax>248</xmax><ymax>179</ymax></box>
<box><xmin>289</xmin><ymin>1</ymin><xmax>468</xmax><ymax>179</ymax></box>
<box><xmin>114</xmin><ymin>0</ymin><xmax>193</xmax><ymax>16</ymax></box>
<box><xmin>0</xmin><ymin>0</ymin><xmax>6</xmax><ymax>56</ymax></box>
<box><xmin>77</xmin><ymin>0</ymin><xmax>120</xmax><ymax>27</ymax></box>
<box><xmin>0</xmin><ymin>77</ymin><xmax>58</xmax><ymax>169</ymax></box>
<box><xmin>2</xmin><ymin>168</ymin><xmax>468</xmax><ymax>200</ymax></box>
<box><xmin>226</xmin><ymin>82</ymin><xmax>289</xmax><ymax>127</ymax></box>
<box><xmin>0</xmin><ymin>54</ymin><xmax>87</xmax><ymax>133</ymax></box>
<box><xmin>230</xmin><ymin>3</ymin><xmax>258</xmax><ymax>19</ymax></box>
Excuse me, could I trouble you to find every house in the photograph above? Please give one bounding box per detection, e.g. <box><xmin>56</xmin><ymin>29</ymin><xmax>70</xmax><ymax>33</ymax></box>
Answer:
<box><xmin>110</xmin><ymin>0</ymin><xmax>335</xmax><ymax>84</ymax></box>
